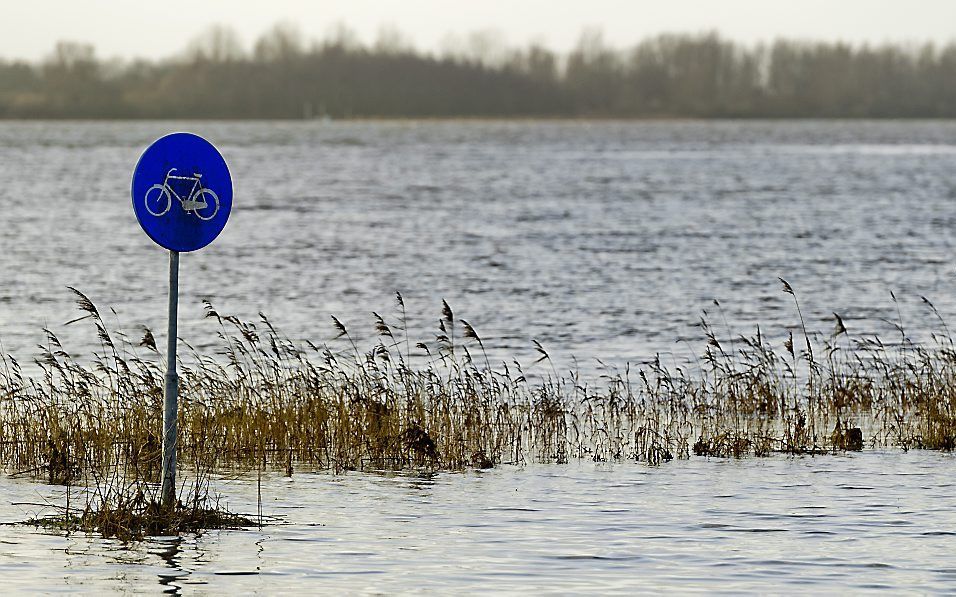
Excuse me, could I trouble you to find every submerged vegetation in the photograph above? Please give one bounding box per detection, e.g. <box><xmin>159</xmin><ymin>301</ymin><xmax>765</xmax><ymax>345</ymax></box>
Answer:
<box><xmin>3</xmin><ymin>280</ymin><xmax>956</xmax><ymax>538</ymax></box>
<box><xmin>17</xmin><ymin>467</ymin><xmax>257</xmax><ymax>542</ymax></box>
<box><xmin>2</xmin><ymin>281</ymin><xmax>956</xmax><ymax>535</ymax></box>
<box><xmin>0</xmin><ymin>281</ymin><xmax>954</xmax><ymax>483</ymax></box>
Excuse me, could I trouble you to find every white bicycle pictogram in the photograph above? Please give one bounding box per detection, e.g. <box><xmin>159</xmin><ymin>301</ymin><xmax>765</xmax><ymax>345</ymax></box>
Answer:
<box><xmin>144</xmin><ymin>168</ymin><xmax>220</xmax><ymax>220</ymax></box>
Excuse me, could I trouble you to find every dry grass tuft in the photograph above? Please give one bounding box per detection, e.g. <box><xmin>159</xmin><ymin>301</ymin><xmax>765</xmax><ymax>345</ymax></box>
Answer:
<box><xmin>1</xmin><ymin>283</ymin><xmax>955</xmax><ymax>493</ymax></box>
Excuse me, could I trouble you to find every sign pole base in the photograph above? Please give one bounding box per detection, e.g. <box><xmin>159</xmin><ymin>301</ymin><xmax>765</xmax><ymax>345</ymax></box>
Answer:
<box><xmin>161</xmin><ymin>250</ymin><xmax>180</xmax><ymax>509</ymax></box>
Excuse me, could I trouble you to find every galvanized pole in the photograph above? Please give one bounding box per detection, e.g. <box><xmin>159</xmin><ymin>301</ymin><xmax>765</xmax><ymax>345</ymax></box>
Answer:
<box><xmin>161</xmin><ymin>250</ymin><xmax>180</xmax><ymax>508</ymax></box>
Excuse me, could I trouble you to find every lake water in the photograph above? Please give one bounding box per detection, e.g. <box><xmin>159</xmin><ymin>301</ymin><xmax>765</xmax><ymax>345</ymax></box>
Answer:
<box><xmin>1</xmin><ymin>120</ymin><xmax>956</xmax><ymax>592</ymax></box>
<box><xmin>1</xmin><ymin>120</ymin><xmax>956</xmax><ymax>372</ymax></box>
<box><xmin>2</xmin><ymin>453</ymin><xmax>955</xmax><ymax>593</ymax></box>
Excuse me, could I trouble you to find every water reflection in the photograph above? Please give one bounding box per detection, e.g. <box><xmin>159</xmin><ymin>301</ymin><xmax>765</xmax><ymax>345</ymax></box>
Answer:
<box><xmin>151</xmin><ymin>536</ymin><xmax>186</xmax><ymax>595</ymax></box>
<box><xmin>2</xmin><ymin>453</ymin><xmax>956</xmax><ymax>591</ymax></box>
<box><xmin>403</xmin><ymin>471</ymin><xmax>439</xmax><ymax>493</ymax></box>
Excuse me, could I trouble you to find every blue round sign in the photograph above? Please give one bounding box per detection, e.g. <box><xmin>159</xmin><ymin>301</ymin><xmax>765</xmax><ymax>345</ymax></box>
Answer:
<box><xmin>132</xmin><ymin>133</ymin><xmax>232</xmax><ymax>252</ymax></box>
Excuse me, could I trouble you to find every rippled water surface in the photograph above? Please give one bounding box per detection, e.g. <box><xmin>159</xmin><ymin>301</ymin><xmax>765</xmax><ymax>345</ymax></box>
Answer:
<box><xmin>2</xmin><ymin>121</ymin><xmax>956</xmax><ymax>592</ymax></box>
<box><xmin>2</xmin><ymin>454</ymin><xmax>955</xmax><ymax>593</ymax></box>
<box><xmin>1</xmin><ymin>121</ymin><xmax>956</xmax><ymax>371</ymax></box>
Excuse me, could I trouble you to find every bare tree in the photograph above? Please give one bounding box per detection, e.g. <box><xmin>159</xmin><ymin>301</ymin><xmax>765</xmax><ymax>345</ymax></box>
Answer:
<box><xmin>254</xmin><ymin>22</ymin><xmax>305</xmax><ymax>62</ymax></box>
<box><xmin>186</xmin><ymin>25</ymin><xmax>245</xmax><ymax>63</ymax></box>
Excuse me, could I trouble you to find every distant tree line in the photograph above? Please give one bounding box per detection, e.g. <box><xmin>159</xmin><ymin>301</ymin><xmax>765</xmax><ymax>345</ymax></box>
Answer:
<box><xmin>1</xmin><ymin>25</ymin><xmax>955</xmax><ymax>119</ymax></box>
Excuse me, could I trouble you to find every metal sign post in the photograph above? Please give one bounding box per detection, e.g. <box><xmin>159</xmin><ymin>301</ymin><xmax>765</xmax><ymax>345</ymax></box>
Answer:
<box><xmin>131</xmin><ymin>132</ymin><xmax>233</xmax><ymax>509</ymax></box>
<box><xmin>161</xmin><ymin>250</ymin><xmax>180</xmax><ymax>507</ymax></box>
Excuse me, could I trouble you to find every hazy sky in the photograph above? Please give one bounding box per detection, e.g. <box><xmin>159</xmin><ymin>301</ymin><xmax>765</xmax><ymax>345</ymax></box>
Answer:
<box><xmin>2</xmin><ymin>0</ymin><xmax>955</xmax><ymax>61</ymax></box>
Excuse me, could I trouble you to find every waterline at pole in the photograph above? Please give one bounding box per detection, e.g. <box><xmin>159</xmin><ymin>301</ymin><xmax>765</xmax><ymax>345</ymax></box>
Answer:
<box><xmin>161</xmin><ymin>250</ymin><xmax>180</xmax><ymax>508</ymax></box>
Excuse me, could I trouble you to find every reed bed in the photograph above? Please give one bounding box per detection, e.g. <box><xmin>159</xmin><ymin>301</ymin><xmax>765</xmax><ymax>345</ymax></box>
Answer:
<box><xmin>2</xmin><ymin>282</ymin><xmax>955</xmax><ymax>490</ymax></box>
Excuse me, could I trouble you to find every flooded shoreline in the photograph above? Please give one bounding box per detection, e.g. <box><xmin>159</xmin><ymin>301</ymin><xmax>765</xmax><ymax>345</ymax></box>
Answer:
<box><xmin>3</xmin><ymin>454</ymin><xmax>955</xmax><ymax>593</ymax></box>
<box><xmin>2</xmin><ymin>120</ymin><xmax>956</xmax><ymax>591</ymax></box>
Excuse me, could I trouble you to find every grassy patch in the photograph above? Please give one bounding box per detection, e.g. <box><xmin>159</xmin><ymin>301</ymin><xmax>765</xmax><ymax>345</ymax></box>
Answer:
<box><xmin>0</xmin><ymin>283</ymin><xmax>954</xmax><ymax>488</ymax></box>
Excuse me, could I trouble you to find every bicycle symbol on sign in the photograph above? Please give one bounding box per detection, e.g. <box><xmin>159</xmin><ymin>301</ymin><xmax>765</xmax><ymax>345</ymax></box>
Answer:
<box><xmin>144</xmin><ymin>168</ymin><xmax>220</xmax><ymax>220</ymax></box>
